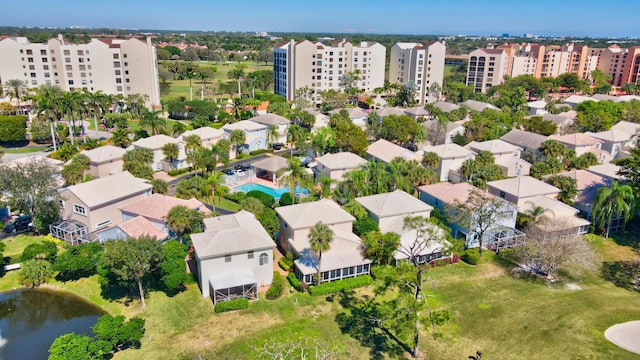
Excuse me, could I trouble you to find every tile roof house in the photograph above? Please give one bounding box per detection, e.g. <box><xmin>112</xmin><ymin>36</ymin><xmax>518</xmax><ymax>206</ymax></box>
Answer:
<box><xmin>54</xmin><ymin>172</ymin><xmax>152</xmax><ymax>241</ymax></box>
<box><xmin>586</xmin><ymin>163</ymin><xmax>624</xmax><ymax>181</ymax></box>
<box><xmin>500</xmin><ymin>129</ymin><xmax>548</xmax><ymax>151</ymax></box>
<box><xmin>276</xmin><ymin>199</ymin><xmax>371</xmax><ymax>284</ymax></box>
<box><xmin>563</xmin><ymin>95</ymin><xmax>592</xmax><ymax>107</ymax></box>
<box><xmin>119</xmin><ymin>193</ymin><xmax>211</xmax><ymax>235</ymax></box>
<box><xmin>249</xmin><ymin>113</ymin><xmax>290</xmax><ymax>144</ymax></box>
<box><xmin>518</xmin><ymin>195</ymin><xmax>590</xmax><ymax>239</ymax></box>
<box><xmin>178</xmin><ymin>126</ymin><xmax>226</xmax><ymax>148</ymax></box>
<box><xmin>461</xmin><ymin>99</ymin><xmax>500</xmax><ymax>112</ymax></box>
<box><xmin>375</xmin><ymin>107</ymin><xmax>406</xmax><ymax>118</ymax></box>
<box><xmin>552</xmin><ymin>169</ymin><xmax>611</xmax><ymax>219</ymax></box>
<box><xmin>586</xmin><ymin>130</ymin><xmax>635</xmax><ymax>158</ymax></box>
<box><xmin>79</xmin><ymin>145</ymin><xmax>126</xmax><ymax>178</ymax></box>
<box><xmin>422</xmin><ymin>143</ymin><xmax>475</xmax><ymax>182</ymax></box>
<box><xmin>222</xmin><ymin>120</ymin><xmax>268</xmax><ymax>156</ymax></box>
<box><xmin>538</xmin><ymin>113</ymin><xmax>575</xmax><ymax>135</ymax></box>
<box><xmin>191</xmin><ymin>211</ymin><xmax>274</xmax><ymax>303</ymax></box>
<box><xmin>422</xmin><ymin>120</ymin><xmax>466</xmax><ymax>145</ymax></box>
<box><xmin>366</xmin><ymin>139</ymin><xmax>422</xmax><ymax>164</ymax></box>
<box><xmin>418</xmin><ymin>182</ymin><xmax>522</xmax><ymax>249</ymax></box>
<box><xmin>307</xmin><ymin>109</ymin><xmax>331</xmax><ymax>131</ymax></box>
<box><xmin>610</xmin><ymin>121</ymin><xmax>640</xmax><ymax>137</ymax></box>
<box><xmin>130</xmin><ymin>134</ymin><xmax>187</xmax><ymax>171</ymax></box>
<box><xmin>466</xmin><ymin>140</ymin><xmax>523</xmax><ymax>158</ymax></box>
<box><xmin>315</xmin><ymin>152</ymin><xmax>367</xmax><ymax>183</ymax></box>
<box><xmin>487</xmin><ymin>176</ymin><xmax>560</xmax><ymax>206</ymax></box>
<box><xmin>494</xmin><ymin>156</ymin><xmax>531</xmax><ymax>177</ymax></box>
<box><xmin>356</xmin><ymin>190</ymin><xmax>450</xmax><ymax>263</ymax></box>
<box><xmin>403</xmin><ymin>106</ymin><xmax>430</xmax><ymax>120</ymax></box>
<box><xmin>93</xmin><ymin>215</ymin><xmax>169</xmax><ymax>243</ymax></box>
<box><xmin>432</xmin><ymin>101</ymin><xmax>461</xmax><ymax>113</ymax></box>
<box><xmin>329</xmin><ymin>107</ymin><xmax>369</xmax><ymax>128</ymax></box>
<box><xmin>527</xmin><ymin>100</ymin><xmax>547</xmax><ymax>116</ymax></box>
<box><xmin>549</xmin><ymin>133</ymin><xmax>611</xmax><ymax>162</ymax></box>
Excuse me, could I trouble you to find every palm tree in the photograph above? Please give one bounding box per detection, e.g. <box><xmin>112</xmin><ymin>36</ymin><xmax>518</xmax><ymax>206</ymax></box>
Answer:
<box><xmin>110</xmin><ymin>128</ymin><xmax>131</xmax><ymax>148</ymax></box>
<box><xmin>198</xmin><ymin>71</ymin><xmax>210</xmax><ymax>101</ymax></box>
<box><xmin>139</xmin><ymin>109</ymin><xmax>167</xmax><ymax>135</ymax></box>
<box><xmin>83</xmin><ymin>90</ymin><xmax>111</xmax><ymax>139</ymax></box>
<box><xmin>308</xmin><ymin>222</ymin><xmax>334</xmax><ymax>285</ymax></box>
<box><xmin>523</xmin><ymin>202</ymin><xmax>554</xmax><ymax>225</ymax></box>
<box><xmin>546</xmin><ymin>175</ymin><xmax>578</xmax><ymax>205</ymax></box>
<box><xmin>166</xmin><ymin>205</ymin><xmax>197</xmax><ymax>244</ymax></box>
<box><xmin>151</xmin><ymin>179</ymin><xmax>169</xmax><ymax>194</ymax></box>
<box><xmin>162</xmin><ymin>142</ymin><xmax>179</xmax><ymax>170</ymax></box>
<box><xmin>213</xmin><ymin>139</ymin><xmax>231</xmax><ymax>167</ymax></box>
<box><xmin>3</xmin><ymin>79</ymin><xmax>28</xmax><ymax>115</ymax></box>
<box><xmin>267</xmin><ymin>125</ymin><xmax>279</xmax><ymax>148</ymax></box>
<box><xmin>286</xmin><ymin>124</ymin><xmax>304</xmax><ymax>156</ymax></box>
<box><xmin>183</xmin><ymin>69</ymin><xmax>197</xmax><ymax>101</ymax></box>
<box><xmin>593</xmin><ymin>181</ymin><xmax>635</xmax><ymax>238</ymax></box>
<box><xmin>124</xmin><ymin>94</ymin><xmax>148</xmax><ymax>117</ymax></box>
<box><xmin>59</xmin><ymin>91</ymin><xmax>83</xmax><ymax>145</ymax></box>
<box><xmin>230</xmin><ymin>98</ymin><xmax>245</xmax><ymax>122</ymax></box>
<box><xmin>229</xmin><ymin>129</ymin><xmax>246</xmax><ymax>156</ymax></box>
<box><xmin>207</xmin><ymin>171</ymin><xmax>225</xmax><ymax>212</ymax></box>
<box><xmin>33</xmin><ymin>84</ymin><xmax>63</xmax><ymax>151</ymax></box>
<box><xmin>281</xmin><ymin>157</ymin><xmax>308</xmax><ymax>205</ymax></box>
<box><xmin>540</xmin><ymin>140</ymin><xmax>568</xmax><ymax>162</ymax></box>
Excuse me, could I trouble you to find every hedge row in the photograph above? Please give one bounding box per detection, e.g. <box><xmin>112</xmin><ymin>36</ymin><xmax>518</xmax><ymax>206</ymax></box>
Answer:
<box><xmin>246</xmin><ymin>190</ymin><xmax>275</xmax><ymax>208</ymax></box>
<box><xmin>266</xmin><ymin>272</ymin><xmax>287</xmax><ymax>300</ymax></box>
<box><xmin>249</xmin><ymin>149</ymin><xmax>274</xmax><ymax>156</ymax></box>
<box><xmin>278</xmin><ymin>257</ymin><xmax>292</xmax><ymax>271</ymax></box>
<box><xmin>287</xmin><ymin>272</ymin><xmax>302</xmax><ymax>292</ymax></box>
<box><xmin>167</xmin><ymin>166</ymin><xmax>193</xmax><ymax>176</ymax></box>
<box><xmin>214</xmin><ymin>298</ymin><xmax>249</xmax><ymax>313</ymax></box>
<box><xmin>308</xmin><ymin>275</ymin><xmax>373</xmax><ymax>296</ymax></box>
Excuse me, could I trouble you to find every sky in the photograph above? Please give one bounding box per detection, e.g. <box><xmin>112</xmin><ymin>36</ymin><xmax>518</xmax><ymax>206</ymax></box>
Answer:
<box><xmin>4</xmin><ymin>0</ymin><xmax>640</xmax><ymax>38</ymax></box>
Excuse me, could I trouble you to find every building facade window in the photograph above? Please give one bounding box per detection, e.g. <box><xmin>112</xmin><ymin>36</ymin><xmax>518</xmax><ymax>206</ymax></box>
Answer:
<box><xmin>247</xmin><ymin>250</ymin><xmax>254</xmax><ymax>259</ymax></box>
<box><xmin>259</xmin><ymin>253</ymin><xmax>268</xmax><ymax>266</ymax></box>
<box><xmin>225</xmin><ymin>254</ymin><xmax>232</xmax><ymax>263</ymax></box>
<box><xmin>73</xmin><ymin>204</ymin><xmax>87</xmax><ymax>216</ymax></box>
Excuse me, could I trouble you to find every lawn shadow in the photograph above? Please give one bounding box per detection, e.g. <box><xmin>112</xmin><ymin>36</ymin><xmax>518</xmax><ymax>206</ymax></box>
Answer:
<box><xmin>334</xmin><ymin>290</ymin><xmax>407</xmax><ymax>360</ymax></box>
<box><xmin>609</xmin><ymin>226</ymin><xmax>640</xmax><ymax>249</ymax></box>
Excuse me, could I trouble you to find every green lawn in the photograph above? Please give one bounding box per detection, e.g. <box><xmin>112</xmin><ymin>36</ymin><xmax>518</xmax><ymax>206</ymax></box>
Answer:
<box><xmin>1</xmin><ymin>233</ymin><xmax>639</xmax><ymax>359</ymax></box>
<box><xmin>2</xmin><ymin>146</ymin><xmax>49</xmax><ymax>154</ymax></box>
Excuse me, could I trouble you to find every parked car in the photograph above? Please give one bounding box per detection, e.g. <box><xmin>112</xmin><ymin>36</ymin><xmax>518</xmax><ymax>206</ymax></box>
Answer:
<box><xmin>300</xmin><ymin>156</ymin><xmax>312</xmax><ymax>166</ymax></box>
<box><xmin>4</xmin><ymin>215</ymin><xmax>33</xmax><ymax>233</ymax></box>
<box><xmin>272</xmin><ymin>143</ymin><xmax>282</xmax><ymax>150</ymax></box>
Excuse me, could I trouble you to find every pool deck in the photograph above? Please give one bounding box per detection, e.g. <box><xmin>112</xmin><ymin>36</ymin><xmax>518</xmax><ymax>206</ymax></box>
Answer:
<box><xmin>233</xmin><ymin>176</ymin><xmax>282</xmax><ymax>190</ymax></box>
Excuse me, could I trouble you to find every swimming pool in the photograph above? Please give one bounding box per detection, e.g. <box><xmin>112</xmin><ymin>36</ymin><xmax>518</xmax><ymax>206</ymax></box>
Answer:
<box><xmin>233</xmin><ymin>183</ymin><xmax>308</xmax><ymax>199</ymax></box>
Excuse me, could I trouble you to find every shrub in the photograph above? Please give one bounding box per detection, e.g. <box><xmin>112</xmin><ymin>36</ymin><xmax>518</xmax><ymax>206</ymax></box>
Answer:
<box><xmin>20</xmin><ymin>259</ymin><xmax>54</xmax><ymax>287</ymax></box>
<box><xmin>0</xmin><ymin>115</ymin><xmax>27</xmax><ymax>142</ymax></box>
<box><xmin>308</xmin><ymin>275</ymin><xmax>373</xmax><ymax>296</ymax></box>
<box><xmin>54</xmin><ymin>242</ymin><xmax>103</xmax><ymax>281</ymax></box>
<box><xmin>266</xmin><ymin>272</ymin><xmax>286</xmax><ymax>300</ymax></box>
<box><xmin>461</xmin><ymin>248</ymin><xmax>481</xmax><ymax>265</ymax></box>
<box><xmin>353</xmin><ymin>217</ymin><xmax>379</xmax><ymax>236</ymax></box>
<box><xmin>249</xmin><ymin>149</ymin><xmax>274</xmax><ymax>156</ymax></box>
<box><xmin>214</xmin><ymin>298</ymin><xmax>249</xmax><ymax>313</ymax></box>
<box><xmin>428</xmin><ymin>254</ymin><xmax>460</xmax><ymax>268</ymax></box>
<box><xmin>236</xmin><ymin>153</ymin><xmax>249</xmax><ymax>159</ymax></box>
<box><xmin>224</xmin><ymin>191</ymin><xmax>246</xmax><ymax>203</ymax></box>
<box><xmin>279</xmin><ymin>192</ymin><xmax>293</xmax><ymax>206</ymax></box>
<box><xmin>167</xmin><ymin>167</ymin><xmax>193</xmax><ymax>176</ymax></box>
<box><xmin>21</xmin><ymin>241</ymin><xmax>58</xmax><ymax>263</ymax></box>
<box><xmin>246</xmin><ymin>190</ymin><xmax>275</xmax><ymax>208</ymax></box>
<box><xmin>288</xmin><ymin>272</ymin><xmax>303</xmax><ymax>292</ymax></box>
<box><xmin>278</xmin><ymin>257</ymin><xmax>292</xmax><ymax>271</ymax></box>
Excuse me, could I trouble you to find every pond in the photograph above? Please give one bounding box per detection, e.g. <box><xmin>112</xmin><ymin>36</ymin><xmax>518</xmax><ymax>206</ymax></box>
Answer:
<box><xmin>0</xmin><ymin>288</ymin><xmax>106</xmax><ymax>360</ymax></box>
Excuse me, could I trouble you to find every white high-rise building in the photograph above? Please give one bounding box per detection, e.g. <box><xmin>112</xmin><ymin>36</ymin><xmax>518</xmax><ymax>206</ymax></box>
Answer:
<box><xmin>0</xmin><ymin>35</ymin><xmax>160</xmax><ymax>107</ymax></box>
<box><xmin>389</xmin><ymin>41</ymin><xmax>446</xmax><ymax>104</ymax></box>
<box><xmin>273</xmin><ymin>39</ymin><xmax>386</xmax><ymax>103</ymax></box>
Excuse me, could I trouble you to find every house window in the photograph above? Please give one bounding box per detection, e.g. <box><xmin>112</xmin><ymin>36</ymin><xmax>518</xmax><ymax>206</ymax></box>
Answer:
<box><xmin>499</xmin><ymin>191</ymin><xmax>505</xmax><ymax>198</ymax></box>
<box><xmin>96</xmin><ymin>220</ymin><xmax>111</xmax><ymax>229</ymax></box>
<box><xmin>259</xmin><ymin>252</ymin><xmax>268</xmax><ymax>266</ymax></box>
<box><xmin>247</xmin><ymin>250</ymin><xmax>254</xmax><ymax>259</ymax></box>
<box><xmin>73</xmin><ymin>204</ymin><xmax>87</xmax><ymax>216</ymax></box>
<box><xmin>225</xmin><ymin>254</ymin><xmax>232</xmax><ymax>263</ymax></box>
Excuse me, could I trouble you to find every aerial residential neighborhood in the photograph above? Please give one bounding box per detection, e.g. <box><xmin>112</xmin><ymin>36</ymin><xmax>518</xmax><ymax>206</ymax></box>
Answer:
<box><xmin>0</xmin><ymin>2</ymin><xmax>639</xmax><ymax>359</ymax></box>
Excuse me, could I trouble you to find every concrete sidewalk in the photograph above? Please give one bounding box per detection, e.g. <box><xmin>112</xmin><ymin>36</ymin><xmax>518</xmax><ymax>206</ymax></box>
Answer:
<box><xmin>605</xmin><ymin>320</ymin><xmax>640</xmax><ymax>354</ymax></box>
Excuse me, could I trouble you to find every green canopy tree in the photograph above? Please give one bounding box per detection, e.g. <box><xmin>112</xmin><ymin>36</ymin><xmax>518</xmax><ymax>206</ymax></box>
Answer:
<box><xmin>363</xmin><ymin>231</ymin><xmax>401</xmax><ymax>266</ymax></box>
<box><xmin>593</xmin><ymin>181</ymin><xmax>635</xmax><ymax>238</ymax></box>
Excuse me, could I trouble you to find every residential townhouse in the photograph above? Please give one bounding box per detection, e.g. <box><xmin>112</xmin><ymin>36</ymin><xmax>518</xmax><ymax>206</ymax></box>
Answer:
<box><xmin>0</xmin><ymin>35</ymin><xmax>160</xmax><ymax>108</ymax></box>
<box><xmin>356</xmin><ymin>190</ymin><xmax>451</xmax><ymax>263</ymax></box>
<box><xmin>273</xmin><ymin>39</ymin><xmax>386</xmax><ymax>103</ymax></box>
<box><xmin>422</xmin><ymin>143</ymin><xmax>475</xmax><ymax>182</ymax></box>
<box><xmin>366</xmin><ymin>139</ymin><xmax>422</xmax><ymax>164</ymax></box>
<box><xmin>275</xmin><ymin>199</ymin><xmax>371</xmax><ymax>284</ymax></box>
<box><xmin>422</xmin><ymin>120</ymin><xmax>465</xmax><ymax>145</ymax></box>
<box><xmin>79</xmin><ymin>145</ymin><xmax>126</xmax><ymax>178</ymax></box>
<box><xmin>130</xmin><ymin>134</ymin><xmax>187</xmax><ymax>171</ymax></box>
<box><xmin>461</xmin><ymin>100</ymin><xmax>500</xmax><ymax>113</ymax></box>
<box><xmin>191</xmin><ymin>211</ymin><xmax>274</xmax><ymax>303</ymax></box>
<box><xmin>549</xmin><ymin>133</ymin><xmax>611</xmax><ymax>162</ymax></box>
<box><xmin>500</xmin><ymin>129</ymin><xmax>548</xmax><ymax>152</ymax></box>
<box><xmin>249</xmin><ymin>113</ymin><xmax>290</xmax><ymax>144</ymax></box>
<box><xmin>314</xmin><ymin>152</ymin><xmax>367</xmax><ymax>184</ymax></box>
<box><xmin>221</xmin><ymin>120</ymin><xmax>268</xmax><ymax>155</ymax></box>
<box><xmin>388</xmin><ymin>41</ymin><xmax>446</xmax><ymax>104</ymax></box>
<box><xmin>52</xmin><ymin>171</ymin><xmax>152</xmax><ymax>243</ymax></box>
<box><xmin>418</xmin><ymin>182</ymin><xmax>523</xmax><ymax>250</ymax></box>
<box><xmin>328</xmin><ymin>107</ymin><xmax>369</xmax><ymax>129</ymax></box>
<box><xmin>487</xmin><ymin>176</ymin><xmax>560</xmax><ymax>207</ymax></box>
<box><xmin>466</xmin><ymin>140</ymin><xmax>523</xmax><ymax>158</ymax></box>
<box><xmin>586</xmin><ymin>130</ymin><xmax>636</xmax><ymax>159</ymax></box>
<box><xmin>518</xmin><ymin>195</ymin><xmax>590</xmax><ymax>239</ymax></box>
<box><xmin>177</xmin><ymin>126</ymin><xmax>226</xmax><ymax>148</ymax></box>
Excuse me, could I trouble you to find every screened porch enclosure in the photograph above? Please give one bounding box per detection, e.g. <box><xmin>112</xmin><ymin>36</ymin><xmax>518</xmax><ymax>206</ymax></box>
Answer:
<box><xmin>209</xmin><ymin>269</ymin><xmax>258</xmax><ymax>304</ymax></box>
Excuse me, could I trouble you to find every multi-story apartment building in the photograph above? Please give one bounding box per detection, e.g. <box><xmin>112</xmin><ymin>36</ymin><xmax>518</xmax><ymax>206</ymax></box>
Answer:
<box><xmin>273</xmin><ymin>39</ymin><xmax>386</xmax><ymax>103</ymax></box>
<box><xmin>468</xmin><ymin>43</ymin><xmax>600</xmax><ymax>93</ymax></box>
<box><xmin>597</xmin><ymin>45</ymin><xmax>640</xmax><ymax>87</ymax></box>
<box><xmin>466</xmin><ymin>48</ymin><xmax>508</xmax><ymax>93</ymax></box>
<box><xmin>0</xmin><ymin>35</ymin><xmax>160</xmax><ymax>107</ymax></box>
<box><xmin>388</xmin><ymin>41</ymin><xmax>446</xmax><ymax>104</ymax></box>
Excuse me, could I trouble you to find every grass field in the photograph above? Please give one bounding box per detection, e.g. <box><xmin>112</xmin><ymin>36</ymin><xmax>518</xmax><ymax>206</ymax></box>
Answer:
<box><xmin>159</xmin><ymin>60</ymin><xmax>272</xmax><ymax>101</ymax></box>
<box><xmin>2</xmin><ymin>146</ymin><xmax>49</xmax><ymax>154</ymax></box>
<box><xmin>1</xmin><ymin>233</ymin><xmax>639</xmax><ymax>359</ymax></box>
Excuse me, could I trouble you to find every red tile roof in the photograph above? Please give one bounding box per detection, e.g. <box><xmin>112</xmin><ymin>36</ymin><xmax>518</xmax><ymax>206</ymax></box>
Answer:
<box><xmin>118</xmin><ymin>216</ymin><xmax>168</xmax><ymax>241</ymax></box>
<box><xmin>119</xmin><ymin>194</ymin><xmax>211</xmax><ymax>222</ymax></box>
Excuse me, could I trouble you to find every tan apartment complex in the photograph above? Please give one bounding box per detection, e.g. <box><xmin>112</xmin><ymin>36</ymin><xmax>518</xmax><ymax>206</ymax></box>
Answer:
<box><xmin>466</xmin><ymin>48</ymin><xmax>509</xmax><ymax>93</ymax></box>
<box><xmin>0</xmin><ymin>35</ymin><xmax>160</xmax><ymax>107</ymax></box>
<box><xmin>273</xmin><ymin>39</ymin><xmax>386</xmax><ymax>103</ymax></box>
<box><xmin>388</xmin><ymin>41</ymin><xmax>446</xmax><ymax>104</ymax></box>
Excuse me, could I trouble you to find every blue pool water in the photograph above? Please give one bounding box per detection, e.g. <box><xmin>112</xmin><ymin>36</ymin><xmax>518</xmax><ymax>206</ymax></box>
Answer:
<box><xmin>234</xmin><ymin>183</ymin><xmax>307</xmax><ymax>199</ymax></box>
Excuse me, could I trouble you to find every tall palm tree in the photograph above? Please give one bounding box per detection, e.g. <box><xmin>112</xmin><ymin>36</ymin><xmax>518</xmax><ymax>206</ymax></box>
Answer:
<box><xmin>59</xmin><ymin>91</ymin><xmax>84</xmax><ymax>145</ymax></box>
<box><xmin>229</xmin><ymin>129</ymin><xmax>246</xmax><ymax>156</ymax></box>
<box><xmin>198</xmin><ymin>71</ymin><xmax>210</xmax><ymax>101</ymax></box>
<box><xmin>166</xmin><ymin>205</ymin><xmax>197</xmax><ymax>244</ymax></box>
<box><xmin>125</xmin><ymin>93</ymin><xmax>148</xmax><ymax>117</ymax></box>
<box><xmin>523</xmin><ymin>202</ymin><xmax>554</xmax><ymax>225</ymax></box>
<box><xmin>83</xmin><ymin>90</ymin><xmax>112</xmax><ymax>139</ymax></box>
<box><xmin>308</xmin><ymin>222</ymin><xmax>334</xmax><ymax>285</ymax></box>
<box><xmin>212</xmin><ymin>139</ymin><xmax>231</xmax><ymax>167</ymax></box>
<box><xmin>185</xmin><ymin>134</ymin><xmax>202</xmax><ymax>156</ymax></box>
<box><xmin>207</xmin><ymin>171</ymin><xmax>225</xmax><ymax>212</ymax></box>
<box><xmin>546</xmin><ymin>175</ymin><xmax>578</xmax><ymax>205</ymax></box>
<box><xmin>281</xmin><ymin>157</ymin><xmax>308</xmax><ymax>205</ymax></box>
<box><xmin>183</xmin><ymin>69</ymin><xmax>197</xmax><ymax>101</ymax></box>
<box><xmin>3</xmin><ymin>79</ymin><xmax>28</xmax><ymax>115</ymax></box>
<box><xmin>139</xmin><ymin>109</ymin><xmax>167</xmax><ymax>135</ymax></box>
<box><xmin>267</xmin><ymin>125</ymin><xmax>279</xmax><ymax>148</ymax></box>
<box><xmin>286</xmin><ymin>124</ymin><xmax>304</xmax><ymax>157</ymax></box>
<box><xmin>33</xmin><ymin>84</ymin><xmax>63</xmax><ymax>151</ymax></box>
<box><xmin>593</xmin><ymin>181</ymin><xmax>635</xmax><ymax>238</ymax></box>
<box><xmin>162</xmin><ymin>142</ymin><xmax>179</xmax><ymax>170</ymax></box>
